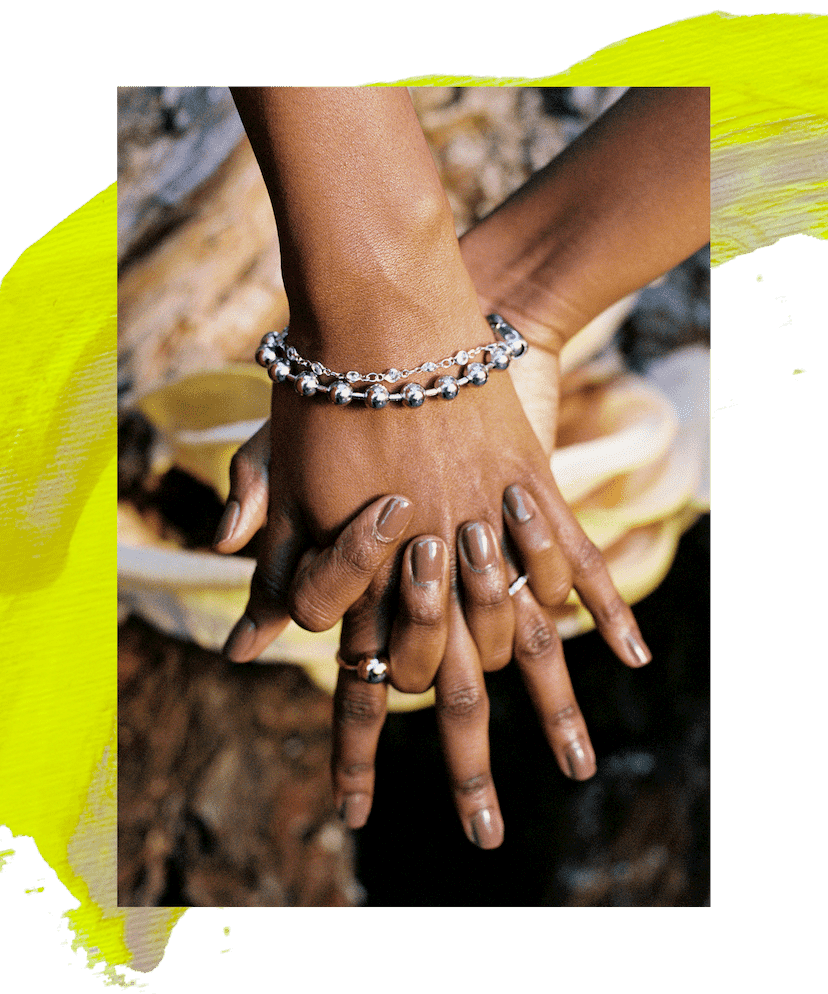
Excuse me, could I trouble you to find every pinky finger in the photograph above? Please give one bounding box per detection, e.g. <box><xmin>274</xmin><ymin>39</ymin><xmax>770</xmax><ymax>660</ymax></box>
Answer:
<box><xmin>512</xmin><ymin>589</ymin><xmax>596</xmax><ymax>781</ymax></box>
<box><xmin>213</xmin><ymin>420</ymin><xmax>271</xmax><ymax>553</ymax></box>
<box><xmin>533</xmin><ymin>485</ymin><xmax>653</xmax><ymax>669</ymax></box>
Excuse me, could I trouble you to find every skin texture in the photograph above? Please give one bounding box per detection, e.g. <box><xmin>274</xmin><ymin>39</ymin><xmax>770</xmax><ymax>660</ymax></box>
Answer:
<box><xmin>218</xmin><ymin>86</ymin><xmax>709</xmax><ymax>846</ymax></box>
<box><xmin>217</xmin><ymin>434</ymin><xmax>650</xmax><ymax>848</ymax></box>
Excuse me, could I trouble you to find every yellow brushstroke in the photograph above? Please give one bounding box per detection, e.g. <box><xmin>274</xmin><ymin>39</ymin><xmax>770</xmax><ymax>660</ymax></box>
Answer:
<box><xmin>1</xmin><ymin>10</ymin><xmax>825</xmax><ymax>975</ymax></box>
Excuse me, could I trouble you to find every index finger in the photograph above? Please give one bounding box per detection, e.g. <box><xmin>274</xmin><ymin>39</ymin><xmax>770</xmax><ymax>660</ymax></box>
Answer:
<box><xmin>288</xmin><ymin>495</ymin><xmax>414</xmax><ymax>633</ymax></box>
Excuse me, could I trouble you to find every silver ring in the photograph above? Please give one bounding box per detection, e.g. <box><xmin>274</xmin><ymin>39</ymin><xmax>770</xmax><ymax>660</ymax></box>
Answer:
<box><xmin>336</xmin><ymin>653</ymin><xmax>388</xmax><ymax>684</ymax></box>
<box><xmin>508</xmin><ymin>574</ymin><xmax>528</xmax><ymax>597</ymax></box>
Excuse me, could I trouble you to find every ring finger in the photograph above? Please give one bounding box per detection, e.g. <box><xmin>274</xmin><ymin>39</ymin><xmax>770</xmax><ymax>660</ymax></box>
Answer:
<box><xmin>333</xmin><ymin>535</ymin><xmax>451</xmax><ymax>828</ymax></box>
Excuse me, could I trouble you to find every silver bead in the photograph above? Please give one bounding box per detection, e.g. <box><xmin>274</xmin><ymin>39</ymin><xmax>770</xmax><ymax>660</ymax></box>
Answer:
<box><xmin>345</xmin><ymin>370</ymin><xmax>361</xmax><ymax>383</ymax></box>
<box><xmin>294</xmin><ymin>371</ymin><xmax>319</xmax><ymax>396</ymax></box>
<box><xmin>261</xmin><ymin>331</ymin><xmax>278</xmax><ymax>348</ymax></box>
<box><xmin>365</xmin><ymin>384</ymin><xmax>390</xmax><ymax>408</ymax></box>
<box><xmin>436</xmin><ymin>375</ymin><xmax>459</xmax><ymax>399</ymax></box>
<box><xmin>256</xmin><ymin>345</ymin><xmax>277</xmax><ymax>367</ymax></box>
<box><xmin>384</xmin><ymin>368</ymin><xmax>401</xmax><ymax>383</ymax></box>
<box><xmin>490</xmin><ymin>346</ymin><xmax>511</xmax><ymax>370</ymax></box>
<box><xmin>401</xmin><ymin>382</ymin><xmax>425</xmax><ymax>408</ymax></box>
<box><xmin>422</xmin><ymin>361</ymin><xmax>437</xmax><ymax>373</ymax></box>
<box><xmin>496</xmin><ymin>326</ymin><xmax>527</xmax><ymax>358</ymax></box>
<box><xmin>505</xmin><ymin>333</ymin><xmax>527</xmax><ymax>358</ymax></box>
<box><xmin>466</xmin><ymin>362</ymin><xmax>488</xmax><ymax>386</ymax></box>
<box><xmin>329</xmin><ymin>380</ymin><xmax>354</xmax><ymax>405</ymax></box>
<box><xmin>268</xmin><ymin>359</ymin><xmax>291</xmax><ymax>383</ymax></box>
<box><xmin>488</xmin><ymin>313</ymin><xmax>528</xmax><ymax>358</ymax></box>
<box><xmin>454</xmin><ymin>350</ymin><xmax>469</xmax><ymax>365</ymax></box>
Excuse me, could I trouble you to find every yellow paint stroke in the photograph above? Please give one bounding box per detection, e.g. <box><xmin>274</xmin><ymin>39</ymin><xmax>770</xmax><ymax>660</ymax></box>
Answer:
<box><xmin>0</xmin><ymin>10</ymin><xmax>826</xmax><ymax>976</ymax></box>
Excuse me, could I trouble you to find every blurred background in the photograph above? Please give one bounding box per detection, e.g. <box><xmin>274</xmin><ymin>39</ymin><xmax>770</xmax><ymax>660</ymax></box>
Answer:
<box><xmin>117</xmin><ymin>86</ymin><xmax>710</xmax><ymax>907</ymax></box>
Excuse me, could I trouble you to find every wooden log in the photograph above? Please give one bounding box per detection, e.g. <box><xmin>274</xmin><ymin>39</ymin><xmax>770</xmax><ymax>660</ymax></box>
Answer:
<box><xmin>118</xmin><ymin>137</ymin><xmax>288</xmax><ymax>402</ymax></box>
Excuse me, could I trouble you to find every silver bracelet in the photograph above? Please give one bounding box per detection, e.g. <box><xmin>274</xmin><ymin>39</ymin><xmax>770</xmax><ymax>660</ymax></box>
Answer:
<box><xmin>254</xmin><ymin>314</ymin><xmax>527</xmax><ymax>408</ymax></box>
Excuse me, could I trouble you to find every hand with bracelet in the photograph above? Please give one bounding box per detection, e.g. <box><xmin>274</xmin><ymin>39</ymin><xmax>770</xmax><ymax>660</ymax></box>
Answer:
<box><xmin>216</xmin><ymin>86</ymin><xmax>709</xmax><ymax>847</ymax></box>
<box><xmin>215</xmin><ymin>429</ymin><xmax>641</xmax><ymax>848</ymax></box>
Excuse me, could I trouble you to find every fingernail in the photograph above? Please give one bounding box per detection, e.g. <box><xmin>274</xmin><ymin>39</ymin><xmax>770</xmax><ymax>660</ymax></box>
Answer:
<box><xmin>625</xmin><ymin>632</ymin><xmax>652</xmax><ymax>667</ymax></box>
<box><xmin>503</xmin><ymin>485</ymin><xmax>533</xmax><ymax>524</ymax></box>
<box><xmin>213</xmin><ymin>499</ymin><xmax>240</xmax><ymax>546</ymax></box>
<box><xmin>565</xmin><ymin>740</ymin><xmax>596</xmax><ymax>780</ymax></box>
<box><xmin>374</xmin><ymin>497</ymin><xmax>413</xmax><ymax>542</ymax></box>
<box><xmin>412</xmin><ymin>539</ymin><xmax>442</xmax><ymax>583</ymax></box>
<box><xmin>339</xmin><ymin>793</ymin><xmax>372</xmax><ymax>829</ymax></box>
<box><xmin>223</xmin><ymin>615</ymin><xmax>257</xmax><ymax>662</ymax></box>
<box><xmin>461</xmin><ymin>522</ymin><xmax>496</xmax><ymax>572</ymax></box>
<box><xmin>468</xmin><ymin>808</ymin><xmax>503</xmax><ymax>849</ymax></box>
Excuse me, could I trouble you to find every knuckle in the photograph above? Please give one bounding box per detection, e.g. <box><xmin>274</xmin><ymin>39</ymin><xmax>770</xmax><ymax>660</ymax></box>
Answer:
<box><xmin>452</xmin><ymin>772</ymin><xmax>492</xmax><ymax>799</ymax></box>
<box><xmin>571</xmin><ymin>536</ymin><xmax>605</xmax><ymax>578</ymax></box>
<box><xmin>334</xmin><ymin>537</ymin><xmax>379</xmax><ymax>581</ymax></box>
<box><xmin>546</xmin><ymin>703</ymin><xmax>581</xmax><ymax>728</ymax></box>
<box><xmin>517</xmin><ymin>617</ymin><xmax>558</xmax><ymax>662</ymax></box>
<box><xmin>334</xmin><ymin>761</ymin><xmax>373</xmax><ymax>780</ymax></box>
<box><xmin>436</xmin><ymin>684</ymin><xmax>486</xmax><ymax>722</ymax></box>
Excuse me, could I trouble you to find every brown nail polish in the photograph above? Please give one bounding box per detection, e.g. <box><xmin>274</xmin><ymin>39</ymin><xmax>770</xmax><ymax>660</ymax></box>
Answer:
<box><xmin>213</xmin><ymin>499</ymin><xmax>240</xmax><ymax>546</ymax></box>
<box><xmin>625</xmin><ymin>632</ymin><xmax>652</xmax><ymax>666</ymax></box>
<box><xmin>469</xmin><ymin>808</ymin><xmax>504</xmax><ymax>849</ymax></box>
<box><xmin>461</xmin><ymin>523</ymin><xmax>495</xmax><ymax>571</ymax></box>
<box><xmin>223</xmin><ymin>615</ymin><xmax>257</xmax><ymax>662</ymax></box>
<box><xmin>339</xmin><ymin>793</ymin><xmax>372</xmax><ymax>829</ymax></box>
<box><xmin>565</xmin><ymin>741</ymin><xmax>596</xmax><ymax>780</ymax></box>
<box><xmin>503</xmin><ymin>485</ymin><xmax>533</xmax><ymax>524</ymax></box>
<box><xmin>412</xmin><ymin>539</ymin><xmax>441</xmax><ymax>583</ymax></box>
<box><xmin>374</xmin><ymin>497</ymin><xmax>413</xmax><ymax>542</ymax></box>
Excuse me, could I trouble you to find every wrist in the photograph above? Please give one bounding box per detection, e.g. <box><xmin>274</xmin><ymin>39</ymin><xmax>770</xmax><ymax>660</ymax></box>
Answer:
<box><xmin>282</xmin><ymin>196</ymin><xmax>490</xmax><ymax>371</ymax></box>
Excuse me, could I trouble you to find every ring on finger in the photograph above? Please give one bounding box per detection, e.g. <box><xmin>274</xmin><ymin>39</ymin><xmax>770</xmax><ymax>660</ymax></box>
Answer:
<box><xmin>508</xmin><ymin>574</ymin><xmax>528</xmax><ymax>597</ymax></box>
<box><xmin>336</xmin><ymin>653</ymin><xmax>389</xmax><ymax>684</ymax></box>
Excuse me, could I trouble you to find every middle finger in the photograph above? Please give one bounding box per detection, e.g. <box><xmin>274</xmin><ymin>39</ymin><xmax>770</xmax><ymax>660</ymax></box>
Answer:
<box><xmin>457</xmin><ymin>520</ymin><xmax>515</xmax><ymax>671</ymax></box>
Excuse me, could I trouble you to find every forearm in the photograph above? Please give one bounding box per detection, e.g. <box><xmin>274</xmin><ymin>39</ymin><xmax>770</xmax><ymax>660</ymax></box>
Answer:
<box><xmin>231</xmin><ymin>86</ymin><xmax>480</xmax><ymax>369</ymax></box>
<box><xmin>460</xmin><ymin>87</ymin><xmax>710</xmax><ymax>353</ymax></box>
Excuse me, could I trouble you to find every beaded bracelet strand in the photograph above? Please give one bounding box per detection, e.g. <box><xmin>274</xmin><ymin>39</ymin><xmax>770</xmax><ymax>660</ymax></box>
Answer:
<box><xmin>254</xmin><ymin>314</ymin><xmax>527</xmax><ymax>409</ymax></box>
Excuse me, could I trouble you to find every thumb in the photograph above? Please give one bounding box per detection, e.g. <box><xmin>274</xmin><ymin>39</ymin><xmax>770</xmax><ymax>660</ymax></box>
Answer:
<box><xmin>212</xmin><ymin>420</ymin><xmax>271</xmax><ymax>553</ymax></box>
